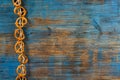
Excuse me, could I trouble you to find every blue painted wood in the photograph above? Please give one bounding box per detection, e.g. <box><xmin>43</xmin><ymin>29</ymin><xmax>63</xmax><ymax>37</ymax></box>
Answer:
<box><xmin>1</xmin><ymin>0</ymin><xmax>120</xmax><ymax>80</ymax></box>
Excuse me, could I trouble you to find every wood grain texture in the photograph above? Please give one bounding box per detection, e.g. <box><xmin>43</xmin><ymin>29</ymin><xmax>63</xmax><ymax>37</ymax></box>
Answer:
<box><xmin>1</xmin><ymin>0</ymin><xmax>120</xmax><ymax>80</ymax></box>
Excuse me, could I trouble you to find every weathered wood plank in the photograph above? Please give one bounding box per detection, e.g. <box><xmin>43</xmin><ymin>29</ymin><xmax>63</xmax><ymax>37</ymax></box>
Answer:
<box><xmin>1</xmin><ymin>0</ymin><xmax>120</xmax><ymax>80</ymax></box>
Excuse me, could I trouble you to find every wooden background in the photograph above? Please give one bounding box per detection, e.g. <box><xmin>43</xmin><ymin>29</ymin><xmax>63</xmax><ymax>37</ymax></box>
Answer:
<box><xmin>0</xmin><ymin>0</ymin><xmax>120</xmax><ymax>80</ymax></box>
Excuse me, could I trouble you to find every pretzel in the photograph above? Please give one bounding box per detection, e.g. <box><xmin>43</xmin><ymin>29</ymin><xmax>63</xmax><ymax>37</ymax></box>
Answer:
<box><xmin>14</xmin><ymin>28</ymin><xmax>25</xmax><ymax>40</ymax></box>
<box><xmin>15</xmin><ymin>17</ymin><xmax>27</xmax><ymax>28</ymax></box>
<box><xmin>14</xmin><ymin>6</ymin><xmax>27</xmax><ymax>17</ymax></box>
<box><xmin>18</xmin><ymin>53</ymin><xmax>28</xmax><ymax>64</ymax></box>
<box><xmin>12</xmin><ymin>0</ymin><xmax>22</xmax><ymax>7</ymax></box>
<box><xmin>16</xmin><ymin>64</ymin><xmax>27</xmax><ymax>76</ymax></box>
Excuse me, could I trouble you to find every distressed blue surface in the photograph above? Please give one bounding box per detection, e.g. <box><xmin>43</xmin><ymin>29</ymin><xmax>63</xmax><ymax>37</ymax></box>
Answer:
<box><xmin>0</xmin><ymin>0</ymin><xmax>120</xmax><ymax>80</ymax></box>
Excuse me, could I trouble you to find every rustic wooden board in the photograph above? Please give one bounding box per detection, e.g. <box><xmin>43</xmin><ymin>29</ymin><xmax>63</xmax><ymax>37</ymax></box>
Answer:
<box><xmin>1</xmin><ymin>0</ymin><xmax>120</xmax><ymax>80</ymax></box>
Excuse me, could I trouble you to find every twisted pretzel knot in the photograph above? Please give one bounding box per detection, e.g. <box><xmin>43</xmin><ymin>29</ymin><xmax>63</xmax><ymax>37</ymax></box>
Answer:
<box><xmin>14</xmin><ymin>29</ymin><xmax>25</xmax><ymax>40</ymax></box>
<box><xmin>14</xmin><ymin>6</ymin><xmax>27</xmax><ymax>16</ymax></box>
<box><xmin>16</xmin><ymin>75</ymin><xmax>27</xmax><ymax>80</ymax></box>
<box><xmin>14</xmin><ymin>41</ymin><xmax>24</xmax><ymax>54</ymax></box>
<box><xmin>16</xmin><ymin>64</ymin><xmax>27</xmax><ymax>76</ymax></box>
<box><xmin>15</xmin><ymin>17</ymin><xmax>28</xmax><ymax>28</ymax></box>
<box><xmin>18</xmin><ymin>54</ymin><xmax>28</xmax><ymax>64</ymax></box>
<box><xmin>12</xmin><ymin>0</ymin><xmax>22</xmax><ymax>7</ymax></box>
